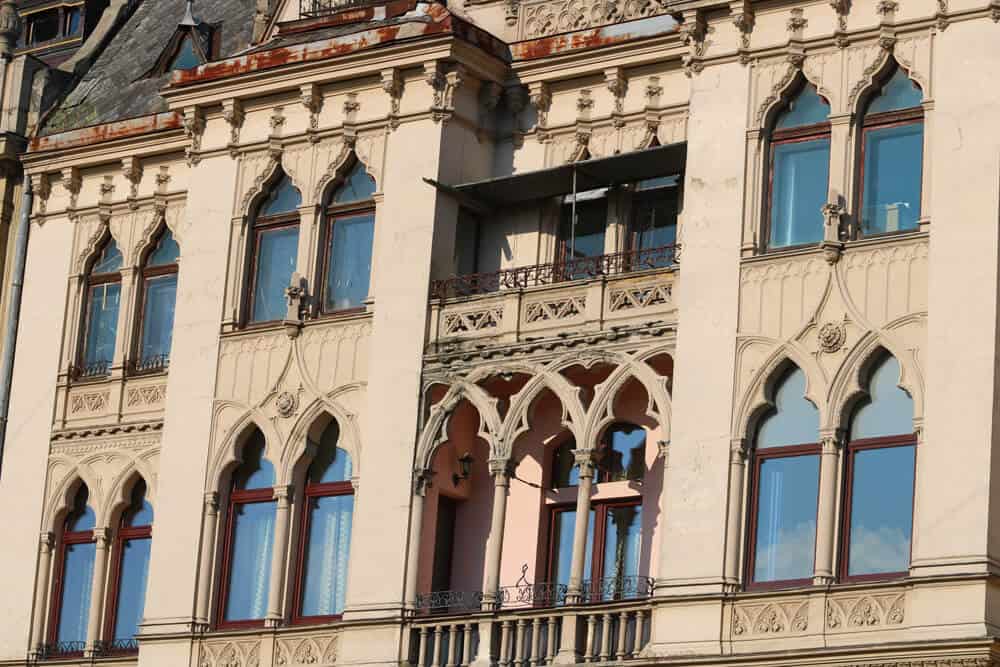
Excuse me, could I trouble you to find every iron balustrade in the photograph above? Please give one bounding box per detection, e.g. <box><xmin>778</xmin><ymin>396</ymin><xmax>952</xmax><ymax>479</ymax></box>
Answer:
<box><xmin>580</xmin><ymin>575</ymin><xmax>655</xmax><ymax>604</ymax></box>
<box><xmin>415</xmin><ymin>589</ymin><xmax>485</xmax><ymax>613</ymax></box>
<box><xmin>70</xmin><ymin>359</ymin><xmax>111</xmax><ymax>380</ymax></box>
<box><xmin>430</xmin><ymin>244</ymin><xmax>677</xmax><ymax>300</ymax></box>
<box><xmin>93</xmin><ymin>639</ymin><xmax>140</xmax><ymax>656</ymax></box>
<box><xmin>299</xmin><ymin>0</ymin><xmax>376</xmax><ymax>16</ymax></box>
<box><xmin>496</xmin><ymin>581</ymin><xmax>569</xmax><ymax>608</ymax></box>
<box><xmin>35</xmin><ymin>641</ymin><xmax>86</xmax><ymax>660</ymax></box>
<box><xmin>416</xmin><ymin>578</ymin><xmax>652</xmax><ymax>615</ymax></box>
<box><xmin>130</xmin><ymin>353</ymin><xmax>170</xmax><ymax>374</ymax></box>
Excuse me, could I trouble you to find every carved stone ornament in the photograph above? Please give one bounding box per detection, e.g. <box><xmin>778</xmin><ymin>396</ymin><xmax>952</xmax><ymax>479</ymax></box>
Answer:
<box><xmin>818</xmin><ymin>321</ymin><xmax>847</xmax><ymax>353</ymax></box>
<box><xmin>275</xmin><ymin>391</ymin><xmax>299</xmax><ymax>418</ymax></box>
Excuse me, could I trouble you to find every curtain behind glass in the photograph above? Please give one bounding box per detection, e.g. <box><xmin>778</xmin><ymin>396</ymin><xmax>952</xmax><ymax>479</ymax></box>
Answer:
<box><xmin>113</xmin><ymin>537</ymin><xmax>151</xmax><ymax>641</ymax></box>
<box><xmin>224</xmin><ymin>501</ymin><xmax>276</xmax><ymax>621</ymax></box>
<box><xmin>753</xmin><ymin>455</ymin><xmax>819</xmax><ymax>582</ymax></box>
<box><xmin>84</xmin><ymin>283</ymin><xmax>120</xmax><ymax>368</ymax></box>
<box><xmin>769</xmin><ymin>139</ymin><xmax>829</xmax><ymax>248</ymax></box>
<box><xmin>140</xmin><ymin>275</ymin><xmax>177</xmax><ymax>362</ymax></box>
<box><xmin>57</xmin><ymin>542</ymin><xmax>96</xmax><ymax>644</ymax></box>
<box><xmin>251</xmin><ymin>228</ymin><xmax>298</xmax><ymax>322</ymax></box>
<box><xmin>325</xmin><ymin>213</ymin><xmax>374</xmax><ymax>311</ymax></box>
<box><xmin>301</xmin><ymin>495</ymin><xmax>354</xmax><ymax>616</ymax></box>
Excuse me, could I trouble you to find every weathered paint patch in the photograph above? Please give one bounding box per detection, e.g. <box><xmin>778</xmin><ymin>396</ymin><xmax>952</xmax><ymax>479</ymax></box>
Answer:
<box><xmin>29</xmin><ymin>111</ymin><xmax>183</xmax><ymax>153</ymax></box>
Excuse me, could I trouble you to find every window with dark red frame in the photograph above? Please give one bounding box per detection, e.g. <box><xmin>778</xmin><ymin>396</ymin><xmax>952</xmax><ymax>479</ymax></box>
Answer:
<box><xmin>48</xmin><ymin>485</ymin><xmax>97</xmax><ymax>657</ymax></box>
<box><xmin>764</xmin><ymin>84</ymin><xmax>831</xmax><ymax>250</ymax></box>
<box><xmin>218</xmin><ymin>431</ymin><xmax>276</xmax><ymax>628</ymax></box>
<box><xmin>103</xmin><ymin>481</ymin><xmax>153</xmax><ymax>653</ymax></box>
<box><xmin>746</xmin><ymin>366</ymin><xmax>820</xmax><ymax>589</ymax></box>
<box><xmin>247</xmin><ymin>173</ymin><xmax>301</xmax><ymax>324</ymax></box>
<box><xmin>550</xmin><ymin>424</ymin><xmax>646</xmax><ymax>488</ymax></box>
<box><xmin>292</xmin><ymin>420</ymin><xmax>354</xmax><ymax>622</ymax></box>
<box><xmin>78</xmin><ymin>238</ymin><xmax>123</xmax><ymax>378</ymax></box>
<box><xmin>132</xmin><ymin>229</ymin><xmax>179</xmax><ymax>374</ymax></box>
<box><xmin>856</xmin><ymin>66</ymin><xmax>924</xmax><ymax>237</ymax></box>
<box><xmin>319</xmin><ymin>161</ymin><xmax>376</xmax><ymax>314</ymax></box>
<box><xmin>840</xmin><ymin>354</ymin><xmax>916</xmax><ymax>582</ymax></box>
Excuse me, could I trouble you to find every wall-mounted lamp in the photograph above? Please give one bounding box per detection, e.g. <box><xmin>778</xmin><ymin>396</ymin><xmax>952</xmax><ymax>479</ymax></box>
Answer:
<box><xmin>453</xmin><ymin>453</ymin><xmax>473</xmax><ymax>486</ymax></box>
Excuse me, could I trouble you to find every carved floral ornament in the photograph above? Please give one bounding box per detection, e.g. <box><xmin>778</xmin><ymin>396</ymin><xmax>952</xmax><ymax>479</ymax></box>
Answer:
<box><xmin>818</xmin><ymin>320</ymin><xmax>847</xmax><ymax>353</ymax></box>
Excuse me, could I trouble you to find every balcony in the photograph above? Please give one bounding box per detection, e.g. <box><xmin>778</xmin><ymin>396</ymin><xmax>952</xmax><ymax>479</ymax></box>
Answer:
<box><xmin>299</xmin><ymin>0</ymin><xmax>374</xmax><ymax>17</ymax></box>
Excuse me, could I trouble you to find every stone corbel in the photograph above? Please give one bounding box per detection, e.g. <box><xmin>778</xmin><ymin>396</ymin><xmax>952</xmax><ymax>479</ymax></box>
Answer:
<box><xmin>182</xmin><ymin>106</ymin><xmax>205</xmax><ymax>166</ymax></box>
<box><xmin>934</xmin><ymin>0</ymin><xmax>949</xmax><ymax>29</ymax></box>
<box><xmin>221</xmin><ymin>98</ymin><xmax>245</xmax><ymax>156</ymax></box>
<box><xmin>155</xmin><ymin>165</ymin><xmax>171</xmax><ymax>195</ymax></box>
<box><xmin>122</xmin><ymin>157</ymin><xmax>142</xmax><ymax>209</ymax></box>
<box><xmin>644</xmin><ymin>76</ymin><xmax>663</xmax><ymax>109</ymax></box>
<box><xmin>61</xmin><ymin>167</ymin><xmax>81</xmax><ymax>213</ymax></box>
<box><xmin>30</xmin><ymin>172</ymin><xmax>50</xmax><ymax>219</ymax></box>
<box><xmin>300</xmin><ymin>83</ymin><xmax>322</xmax><ymax>142</ymax></box>
<box><xmin>380</xmin><ymin>68</ymin><xmax>404</xmax><ymax>130</ymax></box>
<box><xmin>269</xmin><ymin>106</ymin><xmax>286</xmax><ymax>138</ymax></box>
<box><xmin>876</xmin><ymin>0</ymin><xmax>898</xmax><ymax>22</ymax></box>
<box><xmin>830</xmin><ymin>0</ymin><xmax>850</xmax><ymax>47</ymax></box>
<box><xmin>576</xmin><ymin>89</ymin><xmax>594</xmax><ymax>122</ymax></box>
<box><xmin>425</xmin><ymin>61</ymin><xmax>464</xmax><ymax>123</ymax></box>
<box><xmin>478</xmin><ymin>81</ymin><xmax>503</xmax><ymax>142</ymax></box>
<box><xmin>504</xmin><ymin>0</ymin><xmax>519</xmax><ymax>25</ymax></box>
<box><xmin>571</xmin><ymin>448</ymin><xmax>596</xmax><ymax>476</ymax></box>
<box><xmin>505</xmin><ymin>84</ymin><xmax>528</xmax><ymax>141</ymax></box>
<box><xmin>821</xmin><ymin>198</ymin><xmax>846</xmax><ymax>263</ymax></box>
<box><xmin>730</xmin><ymin>0</ymin><xmax>754</xmax><ymax>64</ymax></box>
<box><xmin>605</xmin><ymin>68</ymin><xmax>627</xmax><ymax>127</ymax></box>
<box><xmin>786</xmin><ymin>8</ymin><xmax>808</xmax><ymax>67</ymax></box>
<box><xmin>283</xmin><ymin>271</ymin><xmax>307</xmax><ymax>338</ymax></box>
<box><xmin>528</xmin><ymin>81</ymin><xmax>552</xmax><ymax>142</ymax></box>
<box><xmin>656</xmin><ymin>439</ymin><xmax>670</xmax><ymax>465</ymax></box>
<box><xmin>679</xmin><ymin>9</ymin><xmax>707</xmax><ymax>77</ymax></box>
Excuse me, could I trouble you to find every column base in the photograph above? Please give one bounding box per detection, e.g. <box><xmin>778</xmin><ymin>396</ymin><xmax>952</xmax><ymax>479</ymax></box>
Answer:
<box><xmin>468</xmin><ymin>618</ymin><xmax>495</xmax><ymax>667</ymax></box>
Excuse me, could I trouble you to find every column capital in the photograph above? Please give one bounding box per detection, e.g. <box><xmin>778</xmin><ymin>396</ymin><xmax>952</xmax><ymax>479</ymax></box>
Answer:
<box><xmin>274</xmin><ymin>485</ymin><xmax>294</xmax><ymax>506</ymax></box>
<box><xmin>656</xmin><ymin>439</ymin><xmax>670</xmax><ymax>460</ymax></box>
<box><xmin>488</xmin><ymin>458</ymin><xmax>511</xmax><ymax>478</ymax></box>
<box><xmin>572</xmin><ymin>449</ymin><xmax>596</xmax><ymax>477</ymax></box>
<box><xmin>819</xmin><ymin>429</ymin><xmax>845</xmax><ymax>453</ymax></box>
<box><xmin>203</xmin><ymin>491</ymin><xmax>220</xmax><ymax>513</ymax></box>
<box><xmin>93</xmin><ymin>527</ymin><xmax>112</xmax><ymax>548</ymax></box>
<box><xmin>413</xmin><ymin>468</ymin><xmax>435</xmax><ymax>496</ymax></box>
<box><xmin>38</xmin><ymin>531</ymin><xmax>54</xmax><ymax>553</ymax></box>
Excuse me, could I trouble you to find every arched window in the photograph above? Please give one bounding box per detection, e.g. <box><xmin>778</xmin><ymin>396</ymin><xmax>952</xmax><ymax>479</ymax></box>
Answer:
<box><xmin>550</xmin><ymin>424</ymin><xmax>646</xmax><ymax>488</ymax></box>
<box><xmin>104</xmin><ymin>481</ymin><xmax>153</xmax><ymax>652</ymax></box>
<box><xmin>293</xmin><ymin>421</ymin><xmax>354</xmax><ymax>622</ymax></box>
<box><xmin>133</xmin><ymin>229</ymin><xmax>179</xmax><ymax>373</ymax></box>
<box><xmin>248</xmin><ymin>174</ymin><xmax>301</xmax><ymax>324</ymax></box>
<box><xmin>765</xmin><ymin>84</ymin><xmax>831</xmax><ymax>249</ymax></box>
<box><xmin>218</xmin><ymin>430</ymin><xmax>276</xmax><ymax>628</ymax></box>
<box><xmin>747</xmin><ymin>366</ymin><xmax>820</xmax><ymax>588</ymax></box>
<box><xmin>49</xmin><ymin>485</ymin><xmax>97</xmax><ymax>655</ymax></box>
<box><xmin>857</xmin><ymin>67</ymin><xmax>924</xmax><ymax>236</ymax></box>
<box><xmin>841</xmin><ymin>354</ymin><xmax>915</xmax><ymax>580</ymax></box>
<box><xmin>320</xmin><ymin>161</ymin><xmax>376</xmax><ymax>313</ymax></box>
<box><xmin>79</xmin><ymin>238</ymin><xmax>123</xmax><ymax>378</ymax></box>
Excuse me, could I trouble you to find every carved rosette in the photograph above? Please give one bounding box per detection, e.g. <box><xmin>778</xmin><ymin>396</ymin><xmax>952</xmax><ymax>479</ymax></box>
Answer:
<box><xmin>817</xmin><ymin>321</ymin><xmax>847</xmax><ymax>353</ymax></box>
<box><xmin>275</xmin><ymin>391</ymin><xmax>299</xmax><ymax>418</ymax></box>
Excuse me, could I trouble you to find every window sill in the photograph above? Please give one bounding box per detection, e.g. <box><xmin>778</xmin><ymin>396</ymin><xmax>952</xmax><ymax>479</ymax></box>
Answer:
<box><xmin>735</xmin><ymin>574</ymin><xmax>911</xmax><ymax>599</ymax></box>
<box><xmin>743</xmin><ymin>229</ymin><xmax>929</xmax><ymax>265</ymax></box>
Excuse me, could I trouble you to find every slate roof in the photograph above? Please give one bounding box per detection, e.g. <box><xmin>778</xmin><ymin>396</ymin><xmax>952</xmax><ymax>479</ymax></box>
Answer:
<box><xmin>41</xmin><ymin>0</ymin><xmax>255</xmax><ymax>136</ymax></box>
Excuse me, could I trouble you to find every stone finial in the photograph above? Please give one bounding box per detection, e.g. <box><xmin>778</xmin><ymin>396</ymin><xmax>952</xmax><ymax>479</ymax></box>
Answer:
<box><xmin>0</xmin><ymin>1</ymin><xmax>21</xmax><ymax>58</ymax></box>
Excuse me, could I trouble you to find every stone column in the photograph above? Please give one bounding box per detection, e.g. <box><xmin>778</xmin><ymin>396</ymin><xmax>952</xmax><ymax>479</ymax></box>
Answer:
<box><xmin>195</xmin><ymin>492</ymin><xmax>220</xmax><ymax>627</ymax></box>
<box><xmin>29</xmin><ymin>532</ymin><xmax>55</xmax><ymax>655</ymax></box>
<box><xmin>403</xmin><ymin>470</ymin><xmax>431</xmax><ymax>609</ymax></box>
<box><xmin>84</xmin><ymin>528</ymin><xmax>111</xmax><ymax>655</ymax></box>
<box><xmin>566</xmin><ymin>450</ymin><xmax>596</xmax><ymax>603</ymax></box>
<box><xmin>481</xmin><ymin>459</ymin><xmax>511</xmax><ymax>610</ymax></box>
<box><xmin>721</xmin><ymin>441</ymin><xmax>747</xmax><ymax>590</ymax></box>
<box><xmin>266</xmin><ymin>486</ymin><xmax>293</xmax><ymax>627</ymax></box>
<box><xmin>814</xmin><ymin>430</ymin><xmax>843</xmax><ymax>585</ymax></box>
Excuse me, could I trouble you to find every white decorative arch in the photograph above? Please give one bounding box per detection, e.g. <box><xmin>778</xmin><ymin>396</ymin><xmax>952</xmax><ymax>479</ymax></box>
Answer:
<box><xmin>415</xmin><ymin>379</ymin><xmax>503</xmax><ymax>471</ymax></box>
<box><xmin>130</xmin><ymin>207</ymin><xmax>170</xmax><ymax>267</ymax></box>
<box><xmin>43</xmin><ymin>466</ymin><xmax>99</xmax><ymax>534</ymax></box>
<box><xmin>104</xmin><ymin>465</ymin><xmax>157</xmax><ymax>528</ymax></box>
<box><xmin>312</xmin><ymin>143</ymin><xmax>361</xmax><ymax>204</ymax></box>
<box><xmin>73</xmin><ymin>216</ymin><xmax>113</xmax><ymax>276</ymax></box>
<box><xmin>847</xmin><ymin>50</ymin><xmax>924</xmax><ymax>117</ymax></box>
<box><xmin>581</xmin><ymin>349</ymin><xmax>673</xmax><ymax>449</ymax></box>
<box><xmin>279</xmin><ymin>385</ymin><xmax>365</xmax><ymax>485</ymax></box>
<box><xmin>205</xmin><ymin>407</ymin><xmax>283</xmax><ymax>494</ymax></box>
<box><xmin>756</xmin><ymin>63</ymin><xmax>832</xmax><ymax>133</ymax></box>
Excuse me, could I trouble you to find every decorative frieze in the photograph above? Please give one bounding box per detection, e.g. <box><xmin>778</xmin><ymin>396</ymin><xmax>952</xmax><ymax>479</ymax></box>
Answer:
<box><xmin>826</xmin><ymin>593</ymin><xmax>905</xmax><ymax>630</ymax></box>
<box><xmin>608</xmin><ymin>282</ymin><xmax>672</xmax><ymax>312</ymax></box>
<box><xmin>443</xmin><ymin>307</ymin><xmax>504</xmax><ymax>335</ymax></box>
<box><xmin>732</xmin><ymin>601</ymin><xmax>809</xmax><ymax>637</ymax></box>
<box><xmin>518</xmin><ymin>0</ymin><xmax>668</xmax><ymax>39</ymax></box>
<box><xmin>523</xmin><ymin>295</ymin><xmax>586</xmax><ymax>323</ymax></box>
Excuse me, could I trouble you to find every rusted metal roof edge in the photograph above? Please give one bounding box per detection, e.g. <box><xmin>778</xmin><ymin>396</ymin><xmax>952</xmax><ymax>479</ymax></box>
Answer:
<box><xmin>510</xmin><ymin>13</ymin><xmax>680</xmax><ymax>61</ymax></box>
<box><xmin>28</xmin><ymin>111</ymin><xmax>184</xmax><ymax>154</ymax></box>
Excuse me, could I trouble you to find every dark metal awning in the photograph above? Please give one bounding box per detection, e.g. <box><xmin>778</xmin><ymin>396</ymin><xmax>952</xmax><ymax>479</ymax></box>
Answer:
<box><xmin>426</xmin><ymin>142</ymin><xmax>687</xmax><ymax>211</ymax></box>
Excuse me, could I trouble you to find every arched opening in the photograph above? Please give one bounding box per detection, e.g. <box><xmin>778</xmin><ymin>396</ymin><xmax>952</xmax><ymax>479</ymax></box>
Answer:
<box><xmin>77</xmin><ymin>236</ymin><xmax>123</xmax><ymax>379</ymax></box>
<box><xmin>246</xmin><ymin>172</ymin><xmax>301</xmax><ymax>324</ymax></box>
<box><xmin>105</xmin><ymin>479</ymin><xmax>153</xmax><ymax>652</ymax></box>
<box><xmin>133</xmin><ymin>227</ymin><xmax>179</xmax><ymax>373</ymax></box>
<box><xmin>49</xmin><ymin>484</ymin><xmax>97</xmax><ymax>655</ymax></box>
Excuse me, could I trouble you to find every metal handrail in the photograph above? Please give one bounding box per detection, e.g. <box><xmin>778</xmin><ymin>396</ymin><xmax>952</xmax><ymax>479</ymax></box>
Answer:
<box><xmin>35</xmin><ymin>641</ymin><xmax>86</xmax><ymax>660</ymax></box>
<box><xmin>430</xmin><ymin>244</ymin><xmax>676</xmax><ymax>300</ymax></box>
<box><xmin>299</xmin><ymin>0</ymin><xmax>377</xmax><ymax>17</ymax></box>
<box><xmin>69</xmin><ymin>359</ymin><xmax>111</xmax><ymax>380</ymax></box>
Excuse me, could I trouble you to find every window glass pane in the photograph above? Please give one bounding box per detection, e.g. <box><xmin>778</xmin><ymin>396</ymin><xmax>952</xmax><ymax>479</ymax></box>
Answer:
<box><xmin>454</xmin><ymin>212</ymin><xmax>480</xmax><ymax>276</ymax></box>
<box><xmin>234</xmin><ymin>432</ymin><xmax>275</xmax><ymax>490</ymax></box>
<box><xmin>171</xmin><ymin>35</ymin><xmax>201</xmax><ymax>71</ymax></box>
<box><xmin>83</xmin><ymin>283</ymin><xmax>120</xmax><ymax>369</ymax></box>
<box><xmin>324</xmin><ymin>213</ymin><xmax>374</xmax><ymax>312</ymax></box>
<box><xmin>551</xmin><ymin>509</ymin><xmax>594</xmax><ymax>592</ymax></box>
<box><xmin>775</xmin><ymin>85</ymin><xmax>829</xmax><ymax>129</ymax></box>
<box><xmin>559</xmin><ymin>199</ymin><xmax>607</xmax><ymax>261</ymax></box>
<box><xmin>752</xmin><ymin>454</ymin><xmax>819</xmax><ymax>583</ymax></box>
<box><xmin>601</xmin><ymin>505</ymin><xmax>642</xmax><ymax>599</ymax></box>
<box><xmin>332</xmin><ymin>162</ymin><xmax>376</xmax><ymax>203</ymax></box>
<box><xmin>847</xmin><ymin>445</ymin><xmax>915</xmax><ymax>576</ymax></box>
<box><xmin>68</xmin><ymin>487</ymin><xmax>96</xmax><ymax>532</ymax></box>
<box><xmin>56</xmin><ymin>541</ymin><xmax>96</xmax><ymax>644</ymax></box>
<box><xmin>867</xmin><ymin>69</ymin><xmax>922</xmax><ymax>115</ymax></box>
<box><xmin>29</xmin><ymin>11</ymin><xmax>59</xmax><ymax>44</ymax></box>
<box><xmin>633</xmin><ymin>188</ymin><xmax>678</xmax><ymax>269</ymax></box>
<box><xmin>852</xmin><ymin>356</ymin><xmax>914</xmax><ymax>439</ymax></box>
<box><xmin>260</xmin><ymin>175</ymin><xmax>302</xmax><ymax>216</ymax></box>
<box><xmin>147</xmin><ymin>231</ymin><xmax>179</xmax><ymax>267</ymax></box>
<box><xmin>251</xmin><ymin>226</ymin><xmax>298</xmax><ymax>322</ymax></box>
<box><xmin>309</xmin><ymin>440</ymin><xmax>352</xmax><ymax>485</ymax></box>
<box><xmin>140</xmin><ymin>275</ymin><xmax>177</xmax><ymax>363</ymax></box>
<box><xmin>125</xmin><ymin>482</ymin><xmax>154</xmax><ymax>527</ymax></box>
<box><xmin>65</xmin><ymin>7</ymin><xmax>82</xmax><ymax>35</ymax></box>
<box><xmin>112</xmin><ymin>537</ymin><xmax>151</xmax><ymax>642</ymax></box>
<box><xmin>552</xmin><ymin>440</ymin><xmax>578</xmax><ymax>488</ymax></box>
<box><xmin>861</xmin><ymin>123</ymin><xmax>923</xmax><ymax>235</ymax></box>
<box><xmin>769</xmin><ymin>138</ymin><xmax>829</xmax><ymax>248</ymax></box>
<box><xmin>300</xmin><ymin>494</ymin><xmax>353</xmax><ymax>616</ymax></box>
<box><xmin>224</xmin><ymin>501</ymin><xmax>276</xmax><ymax>621</ymax></box>
<box><xmin>599</xmin><ymin>425</ymin><xmax>645</xmax><ymax>482</ymax></box>
<box><xmin>757</xmin><ymin>367</ymin><xmax>818</xmax><ymax>449</ymax></box>
<box><xmin>92</xmin><ymin>241</ymin><xmax>123</xmax><ymax>274</ymax></box>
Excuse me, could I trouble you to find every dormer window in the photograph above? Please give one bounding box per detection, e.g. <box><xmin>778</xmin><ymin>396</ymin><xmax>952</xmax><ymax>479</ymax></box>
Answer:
<box><xmin>143</xmin><ymin>2</ymin><xmax>217</xmax><ymax>77</ymax></box>
<box><xmin>170</xmin><ymin>34</ymin><xmax>202</xmax><ymax>71</ymax></box>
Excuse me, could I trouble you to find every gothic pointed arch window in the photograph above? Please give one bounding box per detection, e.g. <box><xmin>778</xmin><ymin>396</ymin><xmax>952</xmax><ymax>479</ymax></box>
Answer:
<box><xmin>319</xmin><ymin>161</ymin><xmax>376</xmax><ymax>313</ymax></box>
<box><xmin>840</xmin><ymin>354</ymin><xmax>916</xmax><ymax>581</ymax></box>
<box><xmin>292</xmin><ymin>420</ymin><xmax>355</xmax><ymax>622</ymax></box>
<box><xmin>133</xmin><ymin>229</ymin><xmax>179</xmax><ymax>373</ymax></box>
<box><xmin>104</xmin><ymin>480</ymin><xmax>154</xmax><ymax>652</ymax></box>
<box><xmin>247</xmin><ymin>173</ymin><xmax>301</xmax><ymax>324</ymax></box>
<box><xmin>218</xmin><ymin>430</ymin><xmax>277</xmax><ymax>628</ymax></box>
<box><xmin>746</xmin><ymin>366</ymin><xmax>820</xmax><ymax>588</ymax></box>
<box><xmin>48</xmin><ymin>485</ymin><xmax>98</xmax><ymax>656</ymax></box>
<box><xmin>765</xmin><ymin>83</ymin><xmax>831</xmax><ymax>249</ymax></box>
<box><xmin>79</xmin><ymin>237</ymin><xmax>123</xmax><ymax>378</ymax></box>
<box><xmin>857</xmin><ymin>66</ymin><xmax>924</xmax><ymax>236</ymax></box>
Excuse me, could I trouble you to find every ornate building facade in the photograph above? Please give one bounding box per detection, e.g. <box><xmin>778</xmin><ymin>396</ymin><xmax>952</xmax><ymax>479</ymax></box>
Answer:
<box><xmin>0</xmin><ymin>0</ymin><xmax>996</xmax><ymax>666</ymax></box>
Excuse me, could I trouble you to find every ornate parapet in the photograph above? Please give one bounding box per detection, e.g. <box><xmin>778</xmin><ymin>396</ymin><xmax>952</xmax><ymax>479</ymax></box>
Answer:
<box><xmin>516</xmin><ymin>0</ymin><xmax>670</xmax><ymax>39</ymax></box>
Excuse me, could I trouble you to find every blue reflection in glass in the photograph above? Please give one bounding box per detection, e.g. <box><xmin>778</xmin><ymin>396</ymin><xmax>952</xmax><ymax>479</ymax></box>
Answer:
<box><xmin>171</xmin><ymin>36</ymin><xmax>201</xmax><ymax>71</ymax></box>
<box><xmin>224</xmin><ymin>501</ymin><xmax>276</xmax><ymax>621</ymax></box>
<box><xmin>776</xmin><ymin>85</ymin><xmax>829</xmax><ymax>129</ymax></box>
<box><xmin>125</xmin><ymin>483</ymin><xmax>154</xmax><ymax>527</ymax></box>
<box><xmin>861</xmin><ymin>123</ymin><xmax>923</xmax><ymax>235</ymax></box>
<box><xmin>140</xmin><ymin>275</ymin><xmax>177</xmax><ymax>362</ymax></box>
<box><xmin>601</xmin><ymin>505</ymin><xmax>641</xmax><ymax>599</ymax></box>
<box><xmin>847</xmin><ymin>445</ymin><xmax>915</xmax><ymax>576</ymax></box>
<box><xmin>234</xmin><ymin>433</ymin><xmax>275</xmax><ymax>490</ymax></box>
<box><xmin>93</xmin><ymin>241</ymin><xmax>123</xmax><ymax>274</ymax></box>
<box><xmin>84</xmin><ymin>283</ymin><xmax>121</xmax><ymax>368</ymax></box>
<box><xmin>113</xmin><ymin>537</ymin><xmax>151</xmax><ymax>642</ymax></box>
<box><xmin>260</xmin><ymin>175</ymin><xmax>302</xmax><ymax>216</ymax></box>
<box><xmin>868</xmin><ymin>69</ymin><xmax>922</xmax><ymax>115</ymax></box>
<box><xmin>552</xmin><ymin>440</ymin><xmax>579</xmax><ymax>488</ymax></box>
<box><xmin>852</xmin><ymin>356</ymin><xmax>913</xmax><ymax>439</ymax></box>
<box><xmin>68</xmin><ymin>492</ymin><xmax>96</xmax><ymax>532</ymax></box>
<box><xmin>251</xmin><ymin>227</ymin><xmax>299</xmax><ymax>322</ymax></box>
<box><xmin>57</xmin><ymin>542</ymin><xmax>96</xmax><ymax>644</ymax></box>
<box><xmin>600</xmin><ymin>424</ymin><xmax>645</xmax><ymax>481</ymax></box>
<box><xmin>770</xmin><ymin>138</ymin><xmax>830</xmax><ymax>248</ymax></box>
<box><xmin>551</xmin><ymin>509</ymin><xmax>594</xmax><ymax>591</ymax></box>
<box><xmin>758</xmin><ymin>367</ymin><xmax>818</xmax><ymax>448</ymax></box>
<box><xmin>332</xmin><ymin>163</ymin><xmax>376</xmax><ymax>203</ymax></box>
<box><xmin>147</xmin><ymin>231</ymin><xmax>179</xmax><ymax>266</ymax></box>
<box><xmin>325</xmin><ymin>213</ymin><xmax>374</xmax><ymax>311</ymax></box>
<box><xmin>309</xmin><ymin>429</ymin><xmax>352</xmax><ymax>484</ymax></box>
<box><xmin>301</xmin><ymin>494</ymin><xmax>354</xmax><ymax>616</ymax></box>
<box><xmin>753</xmin><ymin>454</ymin><xmax>819</xmax><ymax>582</ymax></box>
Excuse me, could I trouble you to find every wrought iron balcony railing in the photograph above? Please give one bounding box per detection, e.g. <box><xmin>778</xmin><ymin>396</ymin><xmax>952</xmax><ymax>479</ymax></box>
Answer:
<box><xmin>415</xmin><ymin>589</ymin><xmax>485</xmax><ymax>613</ymax></box>
<box><xmin>70</xmin><ymin>359</ymin><xmax>111</xmax><ymax>380</ymax></box>
<box><xmin>35</xmin><ymin>641</ymin><xmax>86</xmax><ymax>660</ymax></box>
<box><xmin>581</xmin><ymin>575</ymin><xmax>655</xmax><ymax>603</ymax></box>
<box><xmin>130</xmin><ymin>353</ymin><xmax>170</xmax><ymax>374</ymax></box>
<box><xmin>93</xmin><ymin>639</ymin><xmax>140</xmax><ymax>656</ymax></box>
<box><xmin>430</xmin><ymin>244</ymin><xmax>676</xmax><ymax>300</ymax></box>
<box><xmin>300</xmin><ymin>0</ymin><xmax>375</xmax><ymax>17</ymax></box>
